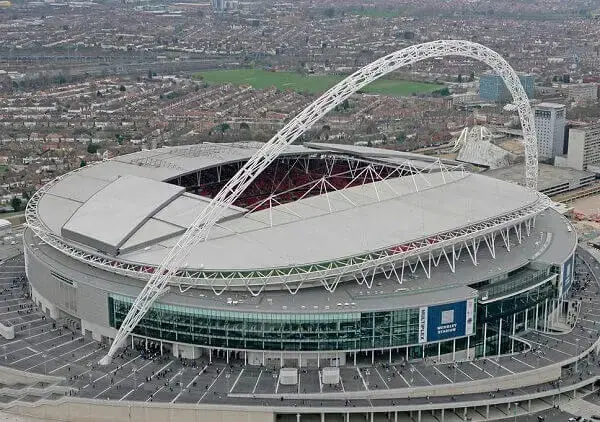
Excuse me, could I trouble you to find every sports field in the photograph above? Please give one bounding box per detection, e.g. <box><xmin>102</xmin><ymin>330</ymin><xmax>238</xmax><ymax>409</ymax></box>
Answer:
<box><xmin>194</xmin><ymin>69</ymin><xmax>442</xmax><ymax>96</ymax></box>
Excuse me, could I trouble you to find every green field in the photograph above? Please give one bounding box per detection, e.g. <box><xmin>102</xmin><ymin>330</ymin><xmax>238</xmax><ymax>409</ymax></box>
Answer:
<box><xmin>193</xmin><ymin>69</ymin><xmax>442</xmax><ymax>96</ymax></box>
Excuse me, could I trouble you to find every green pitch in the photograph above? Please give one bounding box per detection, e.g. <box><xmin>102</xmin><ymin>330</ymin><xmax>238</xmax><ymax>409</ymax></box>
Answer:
<box><xmin>194</xmin><ymin>69</ymin><xmax>442</xmax><ymax>96</ymax></box>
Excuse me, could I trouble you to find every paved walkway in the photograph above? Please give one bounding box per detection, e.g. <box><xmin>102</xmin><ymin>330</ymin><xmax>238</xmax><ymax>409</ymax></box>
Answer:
<box><xmin>0</xmin><ymin>247</ymin><xmax>599</xmax><ymax>409</ymax></box>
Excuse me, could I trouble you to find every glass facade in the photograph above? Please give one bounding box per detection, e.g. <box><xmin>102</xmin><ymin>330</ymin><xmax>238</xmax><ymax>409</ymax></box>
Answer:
<box><xmin>474</xmin><ymin>280</ymin><xmax>557</xmax><ymax>357</ymax></box>
<box><xmin>107</xmin><ymin>266</ymin><xmax>557</xmax><ymax>359</ymax></box>
<box><xmin>476</xmin><ymin>269</ymin><xmax>552</xmax><ymax>301</ymax></box>
<box><xmin>108</xmin><ymin>295</ymin><xmax>466</xmax><ymax>352</ymax></box>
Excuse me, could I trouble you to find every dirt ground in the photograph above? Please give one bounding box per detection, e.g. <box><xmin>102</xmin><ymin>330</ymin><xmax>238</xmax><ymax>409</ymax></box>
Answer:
<box><xmin>569</xmin><ymin>194</ymin><xmax>600</xmax><ymax>239</ymax></box>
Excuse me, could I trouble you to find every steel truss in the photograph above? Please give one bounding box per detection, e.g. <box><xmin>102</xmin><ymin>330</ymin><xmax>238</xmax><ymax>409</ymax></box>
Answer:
<box><xmin>75</xmin><ymin>40</ymin><xmax>539</xmax><ymax>364</ymax></box>
<box><xmin>245</xmin><ymin>154</ymin><xmax>465</xmax><ymax>216</ymax></box>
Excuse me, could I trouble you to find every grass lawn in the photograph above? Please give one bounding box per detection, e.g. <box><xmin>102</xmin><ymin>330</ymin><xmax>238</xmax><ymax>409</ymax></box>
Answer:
<box><xmin>194</xmin><ymin>69</ymin><xmax>442</xmax><ymax>97</ymax></box>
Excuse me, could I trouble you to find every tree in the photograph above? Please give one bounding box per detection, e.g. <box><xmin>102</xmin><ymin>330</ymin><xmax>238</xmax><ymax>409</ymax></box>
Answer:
<box><xmin>433</xmin><ymin>87</ymin><xmax>451</xmax><ymax>96</ymax></box>
<box><xmin>119</xmin><ymin>85</ymin><xmax>126</xmax><ymax>92</ymax></box>
<box><xmin>10</xmin><ymin>197</ymin><xmax>22</xmax><ymax>212</ymax></box>
<box><xmin>457</xmin><ymin>74</ymin><xmax>463</xmax><ymax>83</ymax></box>
<box><xmin>87</xmin><ymin>143</ymin><xmax>100</xmax><ymax>154</ymax></box>
<box><xmin>79</xmin><ymin>160</ymin><xmax>87</xmax><ymax>168</ymax></box>
<box><xmin>395</xmin><ymin>132</ymin><xmax>406</xmax><ymax>143</ymax></box>
<box><xmin>216</xmin><ymin>123</ymin><xmax>230</xmax><ymax>139</ymax></box>
<box><xmin>240</xmin><ymin>122</ymin><xmax>250</xmax><ymax>130</ymax></box>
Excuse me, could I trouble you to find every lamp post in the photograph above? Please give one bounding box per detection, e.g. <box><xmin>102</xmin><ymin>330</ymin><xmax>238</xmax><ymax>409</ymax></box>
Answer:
<box><xmin>514</xmin><ymin>402</ymin><xmax>519</xmax><ymax>422</ymax></box>
<box><xmin>558</xmin><ymin>379</ymin><xmax>562</xmax><ymax>408</ymax></box>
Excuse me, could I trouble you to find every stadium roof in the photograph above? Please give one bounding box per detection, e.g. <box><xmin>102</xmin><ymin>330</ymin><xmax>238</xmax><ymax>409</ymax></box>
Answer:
<box><xmin>35</xmin><ymin>142</ymin><xmax>540</xmax><ymax>272</ymax></box>
<box><xmin>26</xmin><ymin>207</ymin><xmax>572</xmax><ymax>313</ymax></box>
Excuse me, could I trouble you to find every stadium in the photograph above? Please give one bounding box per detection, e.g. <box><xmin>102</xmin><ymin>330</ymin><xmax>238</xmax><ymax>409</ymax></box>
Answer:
<box><xmin>5</xmin><ymin>40</ymin><xmax>596</xmax><ymax>422</ymax></box>
<box><xmin>23</xmin><ymin>134</ymin><xmax>576</xmax><ymax>366</ymax></box>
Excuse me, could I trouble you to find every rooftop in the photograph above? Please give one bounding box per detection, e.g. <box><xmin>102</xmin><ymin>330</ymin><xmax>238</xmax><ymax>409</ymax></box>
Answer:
<box><xmin>34</xmin><ymin>142</ymin><xmax>540</xmax><ymax>271</ymax></box>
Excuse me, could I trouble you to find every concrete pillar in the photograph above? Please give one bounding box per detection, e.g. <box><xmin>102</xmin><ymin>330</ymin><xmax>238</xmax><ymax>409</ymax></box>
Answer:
<box><xmin>498</xmin><ymin>318</ymin><xmax>503</xmax><ymax>356</ymax></box>
<box><xmin>483</xmin><ymin>323</ymin><xmax>488</xmax><ymax>357</ymax></box>
<box><xmin>463</xmin><ymin>407</ymin><xmax>467</xmax><ymax>421</ymax></box>
<box><xmin>395</xmin><ymin>411</ymin><xmax>398</xmax><ymax>422</ymax></box>
<box><xmin>371</xmin><ymin>350</ymin><xmax>375</xmax><ymax>365</ymax></box>
<box><xmin>511</xmin><ymin>313</ymin><xmax>516</xmax><ymax>353</ymax></box>
<box><xmin>371</xmin><ymin>411</ymin><xmax>374</xmax><ymax>422</ymax></box>
<box><xmin>441</xmin><ymin>408</ymin><xmax>445</xmax><ymax>422</ymax></box>
<box><xmin>486</xmin><ymin>405</ymin><xmax>489</xmax><ymax>419</ymax></box>
<box><xmin>452</xmin><ymin>339</ymin><xmax>456</xmax><ymax>361</ymax></box>
<box><xmin>418</xmin><ymin>410</ymin><xmax>422</xmax><ymax>422</ymax></box>
<box><xmin>226</xmin><ymin>350</ymin><xmax>229</xmax><ymax>364</ymax></box>
<box><xmin>321</xmin><ymin>413</ymin><xmax>325</xmax><ymax>422</ymax></box>
<box><xmin>354</xmin><ymin>351</ymin><xmax>357</xmax><ymax>366</ymax></box>
<box><xmin>297</xmin><ymin>413</ymin><xmax>301</xmax><ymax>422</ymax></box>
<box><xmin>544</xmin><ymin>298</ymin><xmax>549</xmax><ymax>332</ymax></box>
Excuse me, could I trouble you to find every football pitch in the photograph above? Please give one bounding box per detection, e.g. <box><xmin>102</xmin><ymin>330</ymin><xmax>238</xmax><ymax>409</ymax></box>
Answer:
<box><xmin>194</xmin><ymin>69</ymin><xmax>442</xmax><ymax>96</ymax></box>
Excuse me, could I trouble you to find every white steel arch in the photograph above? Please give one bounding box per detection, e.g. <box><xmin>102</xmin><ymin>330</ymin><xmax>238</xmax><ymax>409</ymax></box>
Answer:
<box><xmin>100</xmin><ymin>39</ymin><xmax>538</xmax><ymax>364</ymax></box>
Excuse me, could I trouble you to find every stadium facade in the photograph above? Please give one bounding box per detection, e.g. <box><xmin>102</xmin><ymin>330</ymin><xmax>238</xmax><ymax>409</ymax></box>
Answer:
<box><xmin>24</xmin><ymin>141</ymin><xmax>577</xmax><ymax>368</ymax></box>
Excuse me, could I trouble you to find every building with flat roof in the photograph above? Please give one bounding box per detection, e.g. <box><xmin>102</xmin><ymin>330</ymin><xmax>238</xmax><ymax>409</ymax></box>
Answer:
<box><xmin>561</xmin><ymin>122</ymin><xmax>600</xmax><ymax>171</ymax></box>
<box><xmin>485</xmin><ymin>162</ymin><xmax>595</xmax><ymax>197</ymax></box>
<box><xmin>561</xmin><ymin>83</ymin><xmax>598</xmax><ymax>104</ymax></box>
<box><xmin>534</xmin><ymin>102</ymin><xmax>566</xmax><ymax>160</ymax></box>
<box><xmin>479</xmin><ymin>72</ymin><xmax>534</xmax><ymax>103</ymax></box>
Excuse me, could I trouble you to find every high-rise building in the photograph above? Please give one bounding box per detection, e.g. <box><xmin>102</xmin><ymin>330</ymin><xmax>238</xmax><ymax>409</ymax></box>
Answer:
<box><xmin>564</xmin><ymin>123</ymin><xmax>600</xmax><ymax>171</ymax></box>
<box><xmin>479</xmin><ymin>72</ymin><xmax>534</xmax><ymax>103</ymax></box>
<box><xmin>534</xmin><ymin>102</ymin><xmax>566</xmax><ymax>160</ymax></box>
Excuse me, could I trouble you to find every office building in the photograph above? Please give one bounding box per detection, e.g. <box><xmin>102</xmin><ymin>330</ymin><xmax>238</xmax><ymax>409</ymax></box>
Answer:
<box><xmin>479</xmin><ymin>72</ymin><xmax>534</xmax><ymax>103</ymax></box>
<box><xmin>563</xmin><ymin>123</ymin><xmax>600</xmax><ymax>171</ymax></box>
<box><xmin>534</xmin><ymin>102</ymin><xmax>566</xmax><ymax>160</ymax></box>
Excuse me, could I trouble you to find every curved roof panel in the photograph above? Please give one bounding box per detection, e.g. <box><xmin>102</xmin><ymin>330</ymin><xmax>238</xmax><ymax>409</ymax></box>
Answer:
<box><xmin>61</xmin><ymin>175</ymin><xmax>185</xmax><ymax>254</ymax></box>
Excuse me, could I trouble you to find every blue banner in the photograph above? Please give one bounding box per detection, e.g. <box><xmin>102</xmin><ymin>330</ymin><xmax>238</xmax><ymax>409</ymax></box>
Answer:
<box><xmin>425</xmin><ymin>301</ymin><xmax>468</xmax><ymax>342</ymax></box>
<box><xmin>562</xmin><ymin>254</ymin><xmax>574</xmax><ymax>294</ymax></box>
